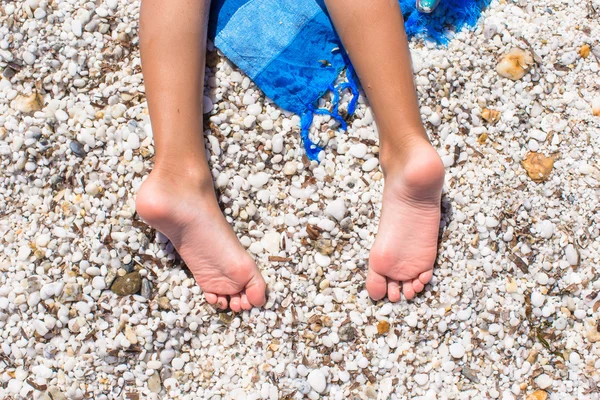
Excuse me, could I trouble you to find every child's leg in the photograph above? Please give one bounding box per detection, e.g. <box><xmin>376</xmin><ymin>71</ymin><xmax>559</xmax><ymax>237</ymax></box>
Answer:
<box><xmin>324</xmin><ymin>0</ymin><xmax>445</xmax><ymax>301</ymax></box>
<box><xmin>136</xmin><ymin>0</ymin><xmax>266</xmax><ymax>311</ymax></box>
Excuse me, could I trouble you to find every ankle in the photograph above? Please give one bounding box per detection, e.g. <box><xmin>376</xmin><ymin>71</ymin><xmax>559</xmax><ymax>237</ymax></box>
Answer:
<box><xmin>151</xmin><ymin>160</ymin><xmax>215</xmax><ymax>194</ymax></box>
<box><xmin>380</xmin><ymin>139</ymin><xmax>445</xmax><ymax>196</ymax></box>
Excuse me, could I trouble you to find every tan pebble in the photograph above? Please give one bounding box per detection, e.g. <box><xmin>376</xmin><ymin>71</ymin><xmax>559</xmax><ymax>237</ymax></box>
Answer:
<box><xmin>377</xmin><ymin>320</ymin><xmax>391</xmax><ymax>335</ymax></box>
<box><xmin>585</xmin><ymin>326</ymin><xmax>600</xmax><ymax>343</ymax></box>
<box><xmin>13</xmin><ymin>92</ymin><xmax>44</xmax><ymax>113</ymax></box>
<box><xmin>477</xmin><ymin>133</ymin><xmax>489</xmax><ymax>144</ymax></box>
<box><xmin>496</xmin><ymin>48</ymin><xmax>534</xmax><ymax>80</ymax></box>
<box><xmin>319</xmin><ymin>279</ymin><xmax>330</xmax><ymax>290</ymax></box>
<box><xmin>522</xmin><ymin>152</ymin><xmax>555</xmax><ymax>183</ymax></box>
<box><xmin>125</xmin><ymin>325</ymin><xmax>138</xmax><ymax>345</ymax></box>
<box><xmin>526</xmin><ymin>390</ymin><xmax>548</xmax><ymax>400</ymax></box>
<box><xmin>592</xmin><ymin>97</ymin><xmax>600</xmax><ymax>117</ymax></box>
<box><xmin>506</xmin><ymin>278</ymin><xmax>518</xmax><ymax>293</ymax></box>
<box><xmin>481</xmin><ymin>108</ymin><xmax>501</xmax><ymax>124</ymax></box>
<box><xmin>579</xmin><ymin>44</ymin><xmax>590</xmax><ymax>58</ymax></box>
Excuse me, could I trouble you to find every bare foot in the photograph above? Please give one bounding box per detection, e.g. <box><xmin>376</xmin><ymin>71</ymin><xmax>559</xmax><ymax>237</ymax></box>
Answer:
<box><xmin>368</xmin><ymin>140</ymin><xmax>445</xmax><ymax>301</ymax></box>
<box><xmin>136</xmin><ymin>167</ymin><xmax>266</xmax><ymax>311</ymax></box>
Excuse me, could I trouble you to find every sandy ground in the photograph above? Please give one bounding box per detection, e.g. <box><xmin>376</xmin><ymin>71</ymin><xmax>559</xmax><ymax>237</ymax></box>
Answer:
<box><xmin>1</xmin><ymin>0</ymin><xmax>600</xmax><ymax>399</ymax></box>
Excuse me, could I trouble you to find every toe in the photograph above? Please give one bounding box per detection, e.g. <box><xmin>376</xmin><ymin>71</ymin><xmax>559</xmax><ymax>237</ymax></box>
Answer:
<box><xmin>240</xmin><ymin>292</ymin><xmax>252</xmax><ymax>310</ymax></box>
<box><xmin>216</xmin><ymin>295</ymin><xmax>228</xmax><ymax>310</ymax></box>
<box><xmin>411</xmin><ymin>278</ymin><xmax>425</xmax><ymax>293</ymax></box>
<box><xmin>419</xmin><ymin>270</ymin><xmax>433</xmax><ymax>285</ymax></box>
<box><xmin>387</xmin><ymin>279</ymin><xmax>401</xmax><ymax>302</ymax></box>
<box><xmin>402</xmin><ymin>280</ymin><xmax>416</xmax><ymax>300</ymax></box>
<box><xmin>204</xmin><ymin>293</ymin><xmax>218</xmax><ymax>305</ymax></box>
<box><xmin>229</xmin><ymin>293</ymin><xmax>241</xmax><ymax>312</ymax></box>
<box><xmin>366</xmin><ymin>268</ymin><xmax>387</xmax><ymax>301</ymax></box>
<box><xmin>245</xmin><ymin>274</ymin><xmax>267</xmax><ymax>307</ymax></box>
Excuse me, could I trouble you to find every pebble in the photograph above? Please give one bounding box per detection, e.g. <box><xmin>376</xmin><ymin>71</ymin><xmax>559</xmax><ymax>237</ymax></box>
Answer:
<box><xmin>272</xmin><ymin>134</ymin><xmax>284</xmax><ymax>153</ymax></box>
<box><xmin>147</xmin><ymin>372</ymin><xmax>162</xmax><ymax>393</ymax></box>
<box><xmin>449</xmin><ymin>343</ymin><xmax>465</xmax><ymax>358</ymax></box>
<box><xmin>283</xmin><ymin>161</ymin><xmax>297</xmax><ymax>175</ymax></box>
<box><xmin>531</xmin><ymin>291</ymin><xmax>545</xmax><ymax>307</ymax></box>
<box><xmin>565</xmin><ymin>244</ymin><xmax>579</xmax><ymax>266</ymax></box>
<box><xmin>414</xmin><ymin>374</ymin><xmax>429</xmax><ymax>386</ymax></box>
<box><xmin>248</xmin><ymin>172</ymin><xmax>269</xmax><ymax>188</ymax></box>
<box><xmin>69</xmin><ymin>141</ymin><xmax>87</xmax><ymax>157</ymax></box>
<box><xmin>307</xmin><ymin>370</ymin><xmax>327</xmax><ymax>394</ymax></box>
<box><xmin>535</xmin><ymin>374</ymin><xmax>553</xmax><ymax>390</ymax></box>
<box><xmin>538</xmin><ymin>220</ymin><xmax>554</xmax><ymax>239</ymax></box>
<box><xmin>314</xmin><ymin>253</ymin><xmax>331</xmax><ymax>267</ymax></box>
<box><xmin>362</xmin><ymin>158</ymin><xmax>379</xmax><ymax>172</ymax></box>
<box><xmin>111</xmin><ymin>271</ymin><xmax>142</xmax><ymax>296</ymax></box>
<box><xmin>325</xmin><ymin>199</ymin><xmax>346</xmax><ymax>221</ymax></box>
<box><xmin>247</xmin><ymin>103</ymin><xmax>262</xmax><ymax>115</ymax></box>
<box><xmin>349</xmin><ymin>143</ymin><xmax>368</xmax><ymax>159</ymax></box>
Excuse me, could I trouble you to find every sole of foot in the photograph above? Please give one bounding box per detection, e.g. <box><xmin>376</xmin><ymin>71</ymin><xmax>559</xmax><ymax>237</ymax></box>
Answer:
<box><xmin>135</xmin><ymin>168</ymin><xmax>267</xmax><ymax>312</ymax></box>
<box><xmin>368</xmin><ymin>141</ymin><xmax>445</xmax><ymax>302</ymax></box>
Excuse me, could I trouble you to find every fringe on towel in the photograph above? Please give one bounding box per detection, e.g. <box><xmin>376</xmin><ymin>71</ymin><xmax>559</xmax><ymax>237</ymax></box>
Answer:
<box><xmin>300</xmin><ymin>0</ymin><xmax>491</xmax><ymax>160</ymax></box>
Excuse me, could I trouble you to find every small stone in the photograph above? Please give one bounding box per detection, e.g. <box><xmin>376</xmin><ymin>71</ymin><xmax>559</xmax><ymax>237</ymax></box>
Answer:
<box><xmin>260</xmin><ymin>119</ymin><xmax>274</xmax><ymax>131</ymax></box>
<box><xmin>531</xmin><ymin>292</ymin><xmax>545</xmax><ymax>307</ymax></box>
<box><xmin>449</xmin><ymin>343</ymin><xmax>465</xmax><ymax>358</ymax></box>
<box><xmin>111</xmin><ymin>271</ymin><xmax>142</xmax><ymax>296</ymax></box>
<box><xmin>404</xmin><ymin>312</ymin><xmax>418</xmax><ymax>327</ymax></box>
<box><xmin>592</xmin><ymin>97</ymin><xmax>600</xmax><ymax>117</ymax></box>
<box><xmin>172</xmin><ymin>357</ymin><xmax>185</xmax><ymax>370</ymax></box>
<box><xmin>522</xmin><ymin>152</ymin><xmax>555</xmax><ymax>182</ymax></box>
<box><xmin>72</xmin><ymin>19</ymin><xmax>83</xmax><ymax>37</ymax></box>
<box><xmin>283</xmin><ymin>161</ymin><xmax>297</xmax><ymax>176</ymax></box>
<box><xmin>338</xmin><ymin>325</ymin><xmax>356</xmax><ymax>342</ymax></box>
<box><xmin>362</xmin><ymin>158</ymin><xmax>379</xmax><ymax>172</ymax></box>
<box><xmin>314</xmin><ymin>253</ymin><xmax>331</xmax><ymax>267</ymax></box>
<box><xmin>14</xmin><ymin>92</ymin><xmax>43</xmax><ymax>113</ymax></box>
<box><xmin>22</xmin><ymin>51</ymin><xmax>36</xmax><ymax>65</ymax></box>
<box><xmin>272</xmin><ymin>134</ymin><xmax>284</xmax><ymax>153</ymax></box>
<box><xmin>325</xmin><ymin>199</ymin><xmax>346</xmax><ymax>221</ymax></box>
<box><xmin>70</xmin><ymin>141</ymin><xmax>87</xmax><ymax>158</ymax></box>
<box><xmin>377</xmin><ymin>320</ymin><xmax>390</xmax><ymax>335</ymax></box>
<box><xmin>565</xmin><ymin>244</ymin><xmax>579</xmax><ymax>266</ymax></box>
<box><xmin>36</xmin><ymin>234</ymin><xmax>50</xmax><ymax>248</ymax></box>
<box><xmin>506</xmin><ymin>278</ymin><xmax>519</xmax><ymax>293</ymax></box>
<box><xmin>497</xmin><ymin>48</ymin><xmax>534</xmax><ymax>80</ymax></box>
<box><xmin>148</xmin><ymin>372</ymin><xmax>162</xmax><ymax>393</ymax></box>
<box><xmin>246</xmin><ymin>103</ymin><xmax>262</xmax><ymax>115</ymax></box>
<box><xmin>157</xmin><ymin>297</ymin><xmax>171</xmax><ymax>310</ymax></box>
<box><xmin>538</xmin><ymin>220</ymin><xmax>554</xmax><ymax>239</ymax></box>
<box><xmin>534</xmin><ymin>374</ymin><xmax>553</xmax><ymax>390</ymax></box>
<box><xmin>314</xmin><ymin>238</ymin><xmax>334</xmax><ymax>256</ymax></box>
<box><xmin>414</xmin><ymin>374</ymin><xmax>429</xmax><ymax>386</ymax></box>
<box><xmin>203</xmin><ymin>96</ymin><xmax>213</xmax><ymax>114</ymax></box>
<box><xmin>307</xmin><ymin>369</ymin><xmax>327</xmax><ymax>394</ymax></box>
<box><xmin>141</xmin><ymin>278</ymin><xmax>152</xmax><ymax>298</ymax></box>
<box><xmin>526</xmin><ymin>390</ymin><xmax>548</xmax><ymax>400</ymax></box>
<box><xmin>349</xmin><ymin>143</ymin><xmax>368</xmax><ymax>159</ymax></box>
<box><xmin>17</xmin><ymin>246</ymin><xmax>32</xmax><ymax>261</ymax></box>
<box><xmin>248</xmin><ymin>172</ymin><xmax>269</xmax><ymax>188</ymax></box>
<box><xmin>261</xmin><ymin>232</ymin><xmax>280</xmax><ymax>254</ymax></box>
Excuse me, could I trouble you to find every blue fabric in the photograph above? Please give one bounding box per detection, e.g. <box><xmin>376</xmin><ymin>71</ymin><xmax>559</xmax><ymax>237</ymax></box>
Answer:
<box><xmin>209</xmin><ymin>0</ymin><xmax>491</xmax><ymax>160</ymax></box>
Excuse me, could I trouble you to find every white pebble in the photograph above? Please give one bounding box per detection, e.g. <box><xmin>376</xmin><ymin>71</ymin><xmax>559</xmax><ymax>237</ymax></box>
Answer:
<box><xmin>325</xmin><ymin>199</ymin><xmax>346</xmax><ymax>221</ymax></box>
<box><xmin>362</xmin><ymin>158</ymin><xmax>379</xmax><ymax>172</ymax></box>
<box><xmin>535</xmin><ymin>374</ymin><xmax>553</xmax><ymax>389</ymax></box>
<box><xmin>307</xmin><ymin>369</ymin><xmax>327</xmax><ymax>394</ymax></box>
<box><xmin>449</xmin><ymin>343</ymin><xmax>465</xmax><ymax>358</ymax></box>
<box><xmin>565</xmin><ymin>244</ymin><xmax>579</xmax><ymax>266</ymax></box>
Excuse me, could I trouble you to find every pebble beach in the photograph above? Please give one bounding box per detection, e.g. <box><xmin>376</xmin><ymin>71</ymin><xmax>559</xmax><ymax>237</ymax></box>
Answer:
<box><xmin>1</xmin><ymin>0</ymin><xmax>600</xmax><ymax>399</ymax></box>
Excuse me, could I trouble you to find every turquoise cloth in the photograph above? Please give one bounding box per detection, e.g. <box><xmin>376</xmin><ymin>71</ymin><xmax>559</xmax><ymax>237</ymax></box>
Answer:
<box><xmin>209</xmin><ymin>0</ymin><xmax>491</xmax><ymax>160</ymax></box>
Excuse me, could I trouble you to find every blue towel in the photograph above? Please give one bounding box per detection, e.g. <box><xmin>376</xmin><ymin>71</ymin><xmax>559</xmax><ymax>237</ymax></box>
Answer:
<box><xmin>209</xmin><ymin>0</ymin><xmax>491</xmax><ymax>160</ymax></box>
